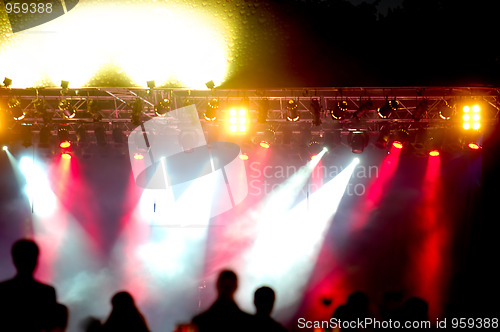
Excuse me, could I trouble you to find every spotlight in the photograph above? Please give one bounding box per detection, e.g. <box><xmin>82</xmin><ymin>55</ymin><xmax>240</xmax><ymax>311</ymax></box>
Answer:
<box><xmin>59</xmin><ymin>99</ymin><xmax>76</xmax><ymax>119</ymax></box>
<box><xmin>257</xmin><ymin>98</ymin><xmax>269</xmax><ymax>123</ymax></box>
<box><xmin>375</xmin><ymin>126</ymin><xmax>391</xmax><ymax>149</ymax></box>
<box><xmin>131</xmin><ymin>98</ymin><xmax>143</xmax><ymax>126</ymax></box>
<box><xmin>155</xmin><ymin>98</ymin><xmax>171</xmax><ymax>116</ymax></box>
<box><xmin>348</xmin><ymin>131</ymin><xmax>369</xmax><ymax>154</ymax></box>
<box><xmin>38</xmin><ymin>126</ymin><xmax>51</xmax><ymax>148</ymax></box>
<box><xmin>307</xmin><ymin>137</ymin><xmax>322</xmax><ymax>159</ymax></box>
<box><xmin>3</xmin><ymin>77</ymin><xmax>12</xmax><ymax>87</ymax></box>
<box><xmin>286</xmin><ymin>99</ymin><xmax>300</xmax><ymax>122</ymax></box>
<box><xmin>61</xmin><ymin>153</ymin><xmax>71</xmax><ymax>160</ymax></box>
<box><xmin>228</xmin><ymin>107</ymin><xmax>247</xmax><ymax>133</ymax></box>
<box><xmin>133</xmin><ymin>153</ymin><xmax>144</xmax><ymax>160</ymax></box>
<box><xmin>87</xmin><ymin>99</ymin><xmax>102</xmax><ymax>122</ymax></box>
<box><xmin>439</xmin><ymin>100</ymin><xmax>454</xmax><ymax>120</ymax></box>
<box><xmin>429</xmin><ymin>150</ymin><xmax>440</xmax><ymax>157</ymax></box>
<box><xmin>354</xmin><ymin>100</ymin><xmax>373</xmax><ymax>119</ymax></box>
<box><xmin>259</xmin><ymin>128</ymin><xmax>275</xmax><ymax>148</ymax></box>
<box><xmin>462</xmin><ymin>104</ymin><xmax>480</xmax><ymax>130</ymax></box>
<box><xmin>94</xmin><ymin>125</ymin><xmax>107</xmax><ymax>146</ymax></box>
<box><xmin>58</xmin><ymin>127</ymin><xmax>71</xmax><ymax>148</ymax></box>
<box><xmin>391</xmin><ymin>129</ymin><xmax>409</xmax><ymax>149</ymax></box>
<box><xmin>60</xmin><ymin>80</ymin><xmax>69</xmax><ymax>92</ymax></box>
<box><xmin>239</xmin><ymin>153</ymin><xmax>249</xmax><ymax>160</ymax></box>
<box><xmin>204</xmin><ymin>98</ymin><xmax>218</xmax><ymax>121</ymax></box>
<box><xmin>330</xmin><ymin>100</ymin><xmax>348</xmax><ymax>120</ymax></box>
<box><xmin>112</xmin><ymin>126</ymin><xmax>126</xmax><ymax>144</ymax></box>
<box><xmin>310</xmin><ymin>98</ymin><xmax>322</xmax><ymax>126</ymax></box>
<box><xmin>468</xmin><ymin>143</ymin><xmax>481</xmax><ymax>150</ymax></box>
<box><xmin>205</xmin><ymin>80</ymin><xmax>215</xmax><ymax>89</ymax></box>
<box><xmin>20</xmin><ymin>125</ymin><xmax>32</xmax><ymax>148</ymax></box>
<box><xmin>8</xmin><ymin>97</ymin><xmax>25</xmax><ymax>120</ymax></box>
<box><xmin>147</xmin><ymin>80</ymin><xmax>156</xmax><ymax>89</ymax></box>
<box><xmin>413</xmin><ymin>99</ymin><xmax>428</xmax><ymax>121</ymax></box>
<box><xmin>377</xmin><ymin>99</ymin><xmax>399</xmax><ymax>118</ymax></box>
<box><xmin>2</xmin><ymin>146</ymin><xmax>7</xmax><ymax>151</ymax></box>
<box><xmin>33</xmin><ymin>98</ymin><xmax>52</xmax><ymax>123</ymax></box>
<box><xmin>76</xmin><ymin>125</ymin><xmax>88</xmax><ymax>145</ymax></box>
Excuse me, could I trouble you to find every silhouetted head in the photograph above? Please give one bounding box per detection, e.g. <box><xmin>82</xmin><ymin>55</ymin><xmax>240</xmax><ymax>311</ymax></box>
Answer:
<box><xmin>346</xmin><ymin>291</ymin><xmax>370</xmax><ymax>313</ymax></box>
<box><xmin>111</xmin><ymin>291</ymin><xmax>136</xmax><ymax>311</ymax></box>
<box><xmin>402</xmin><ymin>297</ymin><xmax>428</xmax><ymax>321</ymax></box>
<box><xmin>216</xmin><ymin>269</ymin><xmax>238</xmax><ymax>300</ymax></box>
<box><xmin>254</xmin><ymin>286</ymin><xmax>276</xmax><ymax>316</ymax></box>
<box><xmin>11</xmin><ymin>239</ymin><xmax>39</xmax><ymax>277</ymax></box>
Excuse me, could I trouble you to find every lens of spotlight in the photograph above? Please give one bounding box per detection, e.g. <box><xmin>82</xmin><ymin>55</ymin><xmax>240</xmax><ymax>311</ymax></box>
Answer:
<box><xmin>59</xmin><ymin>141</ymin><xmax>71</xmax><ymax>149</ymax></box>
<box><xmin>133</xmin><ymin>153</ymin><xmax>144</xmax><ymax>160</ymax></box>
<box><xmin>61</xmin><ymin>153</ymin><xmax>71</xmax><ymax>160</ymax></box>
<box><xmin>468</xmin><ymin>143</ymin><xmax>480</xmax><ymax>150</ymax></box>
<box><xmin>2</xmin><ymin>146</ymin><xmax>7</xmax><ymax>151</ymax></box>
<box><xmin>392</xmin><ymin>141</ymin><xmax>403</xmax><ymax>149</ymax></box>
<box><xmin>330</xmin><ymin>101</ymin><xmax>348</xmax><ymax>120</ymax></box>
<box><xmin>429</xmin><ymin>150</ymin><xmax>440</xmax><ymax>156</ymax></box>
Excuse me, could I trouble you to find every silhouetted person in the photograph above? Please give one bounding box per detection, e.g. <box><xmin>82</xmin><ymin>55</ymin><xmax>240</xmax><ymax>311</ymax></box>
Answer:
<box><xmin>102</xmin><ymin>291</ymin><xmax>149</xmax><ymax>332</ymax></box>
<box><xmin>80</xmin><ymin>317</ymin><xmax>103</xmax><ymax>332</ymax></box>
<box><xmin>253</xmin><ymin>286</ymin><xmax>287</xmax><ymax>332</ymax></box>
<box><xmin>379</xmin><ymin>291</ymin><xmax>404</xmax><ymax>321</ymax></box>
<box><xmin>332</xmin><ymin>291</ymin><xmax>372</xmax><ymax>331</ymax></box>
<box><xmin>46</xmin><ymin>303</ymin><xmax>69</xmax><ymax>332</ymax></box>
<box><xmin>192</xmin><ymin>269</ymin><xmax>254</xmax><ymax>332</ymax></box>
<box><xmin>0</xmin><ymin>239</ymin><xmax>57</xmax><ymax>332</ymax></box>
<box><xmin>400</xmin><ymin>297</ymin><xmax>429</xmax><ymax>328</ymax></box>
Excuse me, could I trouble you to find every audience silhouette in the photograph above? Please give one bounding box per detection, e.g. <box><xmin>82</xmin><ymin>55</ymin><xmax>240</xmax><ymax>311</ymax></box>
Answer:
<box><xmin>102</xmin><ymin>291</ymin><xmax>149</xmax><ymax>332</ymax></box>
<box><xmin>192</xmin><ymin>269</ymin><xmax>254</xmax><ymax>332</ymax></box>
<box><xmin>253</xmin><ymin>286</ymin><xmax>288</xmax><ymax>332</ymax></box>
<box><xmin>0</xmin><ymin>239</ymin><xmax>58</xmax><ymax>332</ymax></box>
<box><xmin>0</xmin><ymin>239</ymin><xmax>443</xmax><ymax>332</ymax></box>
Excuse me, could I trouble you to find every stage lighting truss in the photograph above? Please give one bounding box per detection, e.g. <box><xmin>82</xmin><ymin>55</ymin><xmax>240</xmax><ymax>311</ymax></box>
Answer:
<box><xmin>310</xmin><ymin>98</ymin><xmax>322</xmax><ymax>126</ymax></box>
<box><xmin>1</xmin><ymin>86</ymin><xmax>498</xmax><ymax>151</ymax></box>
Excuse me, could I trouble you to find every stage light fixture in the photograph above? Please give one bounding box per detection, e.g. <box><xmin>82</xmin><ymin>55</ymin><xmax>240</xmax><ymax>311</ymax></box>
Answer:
<box><xmin>462</xmin><ymin>104</ymin><xmax>480</xmax><ymax>130</ymax></box>
<box><xmin>286</xmin><ymin>99</ymin><xmax>300</xmax><ymax>122</ymax></box>
<box><xmin>94</xmin><ymin>125</ymin><xmax>107</xmax><ymax>146</ymax></box>
<box><xmin>439</xmin><ymin>100</ymin><xmax>454</xmax><ymax>120</ymax></box>
<box><xmin>375</xmin><ymin>126</ymin><xmax>391</xmax><ymax>149</ymax></box>
<box><xmin>112</xmin><ymin>126</ymin><xmax>126</xmax><ymax>144</ymax></box>
<box><xmin>8</xmin><ymin>97</ymin><xmax>25</xmax><ymax>120</ymax></box>
<box><xmin>259</xmin><ymin>128</ymin><xmax>275</xmax><ymax>148</ymax></box>
<box><xmin>330</xmin><ymin>100</ymin><xmax>348</xmax><ymax>120</ymax></box>
<box><xmin>307</xmin><ymin>137</ymin><xmax>322</xmax><ymax>159</ymax></box>
<box><xmin>76</xmin><ymin>125</ymin><xmax>88</xmax><ymax>145</ymax></box>
<box><xmin>413</xmin><ymin>99</ymin><xmax>428</xmax><ymax>121</ymax></box>
<box><xmin>38</xmin><ymin>126</ymin><xmax>51</xmax><ymax>148</ymax></box>
<box><xmin>155</xmin><ymin>98</ymin><xmax>171</xmax><ymax>116</ymax></box>
<box><xmin>2</xmin><ymin>146</ymin><xmax>7</xmax><ymax>151</ymax></box>
<box><xmin>205</xmin><ymin>80</ymin><xmax>215</xmax><ymax>89</ymax></box>
<box><xmin>60</xmin><ymin>80</ymin><xmax>69</xmax><ymax>90</ymax></box>
<box><xmin>354</xmin><ymin>100</ymin><xmax>373</xmax><ymax>119</ymax></box>
<box><xmin>59</xmin><ymin>99</ymin><xmax>76</xmax><ymax>119</ymax></box>
<box><xmin>228</xmin><ymin>107</ymin><xmax>247</xmax><ymax>133</ymax></box>
<box><xmin>3</xmin><ymin>77</ymin><xmax>12</xmax><ymax>87</ymax></box>
<box><xmin>377</xmin><ymin>99</ymin><xmax>399</xmax><ymax>118</ymax></box>
<box><xmin>58</xmin><ymin>127</ymin><xmax>71</xmax><ymax>148</ymax></box>
<box><xmin>239</xmin><ymin>153</ymin><xmax>249</xmax><ymax>160</ymax></box>
<box><xmin>20</xmin><ymin>125</ymin><xmax>32</xmax><ymax>148</ymax></box>
<box><xmin>257</xmin><ymin>98</ymin><xmax>269</xmax><ymax>123</ymax></box>
<box><xmin>133</xmin><ymin>153</ymin><xmax>144</xmax><ymax>160</ymax></box>
<box><xmin>87</xmin><ymin>99</ymin><xmax>103</xmax><ymax>122</ymax></box>
<box><xmin>348</xmin><ymin>131</ymin><xmax>369</xmax><ymax>154</ymax></box>
<box><xmin>204</xmin><ymin>98</ymin><xmax>218</xmax><ymax>121</ymax></box>
<box><xmin>131</xmin><ymin>98</ymin><xmax>143</xmax><ymax>126</ymax></box>
<box><xmin>310</xmin><ymin>98</ymin><xmax>322</xmax><ymax>126</ymax></box>
<box><xmin>147</xmin><ymin>80</ymin><xmax>156</xmax><ymax>89</ymax></box>
<box><xmin>429</xmin><ymin>150</ymin><xmax>440</xmax><ymax>157</ymax></box>
<box><xmin>391</xmin><ymin>129</ymin><xmax>409</xmax><ymax>149</ymax></box>
<box><xmin>468</xmin><ymin>143</ymin><xmax>480</xmax><ymax>150</ymax></box>
<box><xmin>61</xmin><ymin>153</ymin><xmax>71</xmax><ymax>160</ymax></box>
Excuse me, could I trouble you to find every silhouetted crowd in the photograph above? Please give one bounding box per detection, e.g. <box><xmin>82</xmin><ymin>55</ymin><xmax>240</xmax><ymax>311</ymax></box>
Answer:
<box><xmin>0</xmin><ymin>239</ymin><xmax>436</xmax><ymax>332</ymax></box>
